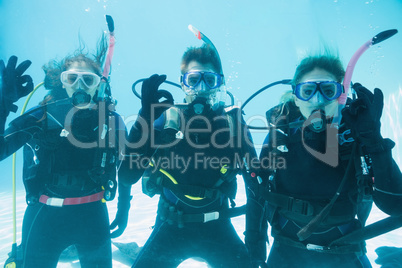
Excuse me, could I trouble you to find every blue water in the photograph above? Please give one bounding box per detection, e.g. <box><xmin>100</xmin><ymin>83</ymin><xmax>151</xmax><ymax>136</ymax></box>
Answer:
<box><xmin>1</xmin><ymin>0</ymin><xmax>402</xmax><ymax>267</ymax></box>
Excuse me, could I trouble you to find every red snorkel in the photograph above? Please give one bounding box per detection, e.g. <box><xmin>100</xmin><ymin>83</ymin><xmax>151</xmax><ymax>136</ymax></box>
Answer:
<box><xmin>188</xmin><ymin>24</ymin><xmax>224</xmax><ymax>77</ymax></box>
<box><xmin>334</xmin><ymin>29</ymin><xmax>398</xmax><ymax>126</ymax></box>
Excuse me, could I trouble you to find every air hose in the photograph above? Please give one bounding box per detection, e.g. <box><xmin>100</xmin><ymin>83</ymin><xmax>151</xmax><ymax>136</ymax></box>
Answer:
<box><xmin>6</xmin><ymin>82</ymin><xmax>44</xmax><ymax>268</ymax></box>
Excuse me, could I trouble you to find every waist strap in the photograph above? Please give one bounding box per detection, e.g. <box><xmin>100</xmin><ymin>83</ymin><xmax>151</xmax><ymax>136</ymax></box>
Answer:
<box><xmin>39</xmin><ymin>191</ymin><xmax>105</xmax><ymax>207</ymax></box>
<box><xmin>257</xmin><ymin>187</ymin><xmax>315</xmax><ymax>216</ymax></box>
<box><xmin>158</xmin><ymin>202</ymin><xmax>246</xmax><ymax>227</ymax></box>
<box><xmin>274</xmin><ymin>234</ymin><xmax>365</xmax><ymax>255</ymax></box>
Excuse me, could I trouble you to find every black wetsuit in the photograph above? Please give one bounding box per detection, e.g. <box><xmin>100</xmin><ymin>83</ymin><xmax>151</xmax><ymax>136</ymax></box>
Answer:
<box><xmin>0</xmin><ymin>100</ymin><xmax>126</xmax><ymax>268</ymax></box>
<box><xmin>119</xmin><ymin>105</ymin><xmax>259</xmax><ymax>268</ymax></box>
<box><xmin>258</xmin><ymin>102</ymin><xmax>402</xmax><ymax>268</ymax></box>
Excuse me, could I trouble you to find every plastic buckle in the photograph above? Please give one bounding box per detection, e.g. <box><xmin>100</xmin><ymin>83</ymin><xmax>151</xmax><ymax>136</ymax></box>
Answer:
<box><xmin>46</xmin><ymin>197</ymin><xmax>64</xmax><ymax>207</ymax></box>
<box><xmin>203</xmin><ymin>212</ymin><xmax>219</xmax><ymax>223</ymax></box>
<box><xmin>306</xmin><ymin>244</ymin><xmax>328</xmax><ymax>252</ymax></box>
<box><xmin>277</xmin><ymin>145</ymin><xmax>288</xmax><ymax>152</ymax></box>
<box><xmin>288</xmin><ymin>197</ymin><xmax>313</xmax><ymax>216</ymax></box>
<box><xmin>338</xmin><ymin>129</ymin><xmax>354</xmax><ymax>145</ymax></box>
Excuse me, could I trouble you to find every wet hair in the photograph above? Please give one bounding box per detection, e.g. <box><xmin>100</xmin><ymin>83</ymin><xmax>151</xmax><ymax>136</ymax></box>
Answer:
<box><xmin>41</xmin><ymin>34</ymin><xmax>108</xmax><ymax>104</ymax></box>
<box><xmin>278</xmin><ymin>50</ymin><xmax>345</xmax><ymax>108</ymax></box>
<box><xmin>291</xmin><ymin>54</ymin><xmax>345</xmax><ymax>86</ymax></box>
<box><xmin>180</xmin><ymin>44</ymin><xmax>222</xmax><ymax>74</ymax></box>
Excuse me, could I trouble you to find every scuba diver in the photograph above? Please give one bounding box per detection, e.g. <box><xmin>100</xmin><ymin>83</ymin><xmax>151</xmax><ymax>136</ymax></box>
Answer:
<box><xmin>119</xmin><ymin>41</ymin><xmax>263</xmax><ymax>267</ymax></box>
<box><xmin>0</xmin><ymin>51</ymin><xmax>131</xmax><ymax>267</ymax></box>
<box><xmin>249</xmin><ymin>52</ymin><xmax>402</xmax><ymax>267</ymax></box>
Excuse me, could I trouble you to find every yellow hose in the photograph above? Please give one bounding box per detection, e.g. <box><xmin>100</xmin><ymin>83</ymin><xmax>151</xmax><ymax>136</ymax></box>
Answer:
<box><xmin>149</xmin><ymin>162</ymin><xmax>203</xmax><ymax>201</ymax></box>
<box><xmin>11</xmin><ymin>82</ymin><xmax>44</xmax><ymax>244</ymax></box>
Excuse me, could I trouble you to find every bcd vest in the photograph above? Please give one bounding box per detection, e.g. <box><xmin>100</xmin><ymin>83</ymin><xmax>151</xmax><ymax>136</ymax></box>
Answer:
<box><xmin>22</xmin><ymin>101</ymin><xmax>119</xmax><ymax>205</ymax></box>
<box><xmin>142</xmin><ymin>105</ymin><xmax>241</xmax><ymax>208</ymax></box>
<box><xmin>260</xmin><ymin>102</ymin><xmax>374</xmax><ymax>229</ymax></box>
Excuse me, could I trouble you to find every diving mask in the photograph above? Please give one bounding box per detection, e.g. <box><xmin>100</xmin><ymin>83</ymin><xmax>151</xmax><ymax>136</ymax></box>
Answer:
<box><xmin>61</xmin><ymin>71</ymin><xmax>101</xmax><ymax>91</ymax></box>
<box><xmin>181</xmin><ymin>71</ymin><xmax>224</xmax><ymax>95</ymax></box>
<box><xmin>294</xmin><ymin>81</ymin><xmax>343</xmax><ymax>101</ymax></box>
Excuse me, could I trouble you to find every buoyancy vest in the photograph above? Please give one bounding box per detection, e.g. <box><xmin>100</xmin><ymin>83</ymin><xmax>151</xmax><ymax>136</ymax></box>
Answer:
<box><xmin>142</xmin><ymin>105</ymin><xmax>242</xmax><ymax>209</ymax></box>
<box><xmin>260</xmin><ymin>101</ymin><xmax>374</xmax><ymax>230</ymax></box>
<box><xmin>19</xmin><ymin>101</ymin><xmax>121</xmax><ymax>205</ymax></box>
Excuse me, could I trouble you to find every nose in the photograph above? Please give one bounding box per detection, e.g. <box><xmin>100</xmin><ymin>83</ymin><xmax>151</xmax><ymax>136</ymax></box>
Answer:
<box><xmin>310</xmin><ymin>91</ymin><xmax>325</xmax><ymax>103</ymax></box>
<box><xmin>76</xmin><ymin>78</ymin><xmax>87</xmax><ymax>90</ymax></box>
<box><xmin>195</xmin><ymin>81</ymin><xmax>207</xmax><ymax>93</ymax></box>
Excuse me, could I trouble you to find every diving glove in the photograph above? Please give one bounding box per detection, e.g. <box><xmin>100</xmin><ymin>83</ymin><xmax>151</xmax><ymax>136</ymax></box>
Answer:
<box><xmin>110</xmin><ymin>184</ymin><xmax>132</xmax><ymax>238</ymax></box>
<box><xmin>139</xmin><ymin>74</ymin><xmax>173</xmax><ymax>121</ymax></box>
<box><xmin>342</xmin><ymin>83</ymin><xmax>385</xmax><ymax>153</ymax></box>
<box><xmin>0</xmin><ymin>56</ymin><xmax>33</xmax><ymax>115</ymax></box>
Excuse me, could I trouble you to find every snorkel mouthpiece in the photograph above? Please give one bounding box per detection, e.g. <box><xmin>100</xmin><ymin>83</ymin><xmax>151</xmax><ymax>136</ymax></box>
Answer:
<box><xmin>193</xmin><ymin>103</ymin><xmax>205</xmax><ymax>115</ymax></box>
<box><xmin>72</xmin><ymin>90</ymin><xmax>91</xmax><ymax>107</ymax></box>
<box><xmin>189</xmin><ymin>97</ymin><xmax>211</xmax><ymax>116</ymax></box>
<box><xmin>372</xmin><ymin>29</ymin><xmax>398</xmax><ymax>45</ymax></box>
<box><xmin>306</xmin><ymin>109</ymin><xmax>327</xmax><ymax>133</ymax></box>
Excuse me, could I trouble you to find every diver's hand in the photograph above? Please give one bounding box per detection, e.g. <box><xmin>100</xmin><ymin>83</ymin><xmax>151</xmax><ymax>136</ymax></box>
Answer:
<box><xmin>375</xmin><ymin>246</ymin><xmax>402</xmax><ymax>267</ymax></box>
<box><xmin>110</xmin><ymin>187</ymin><xmax>132</xmax><ymax>238</ymax></box>
<box><xmin>110</xmin><ymin>196</ymin><xmax>131</xmax><ymax>238</ymax></box>
<box><xmin>140</xmin><ymin>74</ymin><xmax>173</xmax><ymax>121</ymax></box>
<box><xmin>342</xmin><ymin>83</ymin><xmax>384</xmax><ymax>152</ymax></box>
<box><xmin>0</xmin><ymin>56</ymin><xmax>33</xmax><ymax>114</ymax></box>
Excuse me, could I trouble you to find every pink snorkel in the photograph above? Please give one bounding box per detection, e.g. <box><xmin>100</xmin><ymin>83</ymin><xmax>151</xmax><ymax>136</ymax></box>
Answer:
<box><xmin>334</xmin><ymin>29</ymin><xmax>398</xmax><ymax>126</ymax></box>
<box><xmin>102</xmin><ymin>15</ymin><xmax>115</xmax><ymax>81</ymax></box>
<box><xmin>97</xmin><ymin>15</ymin><xmax>115</xmax><ymax>103</ymax></box>
<box><xmin>98</xmin><ymin>15</ymin><xmax>117</xmax><ymax>201</ymax></box>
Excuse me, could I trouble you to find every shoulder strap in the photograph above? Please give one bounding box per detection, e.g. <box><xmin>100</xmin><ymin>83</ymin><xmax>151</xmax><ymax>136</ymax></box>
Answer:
<box><xmin>223</xmin><ymin>105</ymin><xmax>239</xmax><ymax>138</ymax></box>
<box><xmin>163</xmin><ymin>106</ymin><xmax>182</xmax><ymax>132</ymax></box>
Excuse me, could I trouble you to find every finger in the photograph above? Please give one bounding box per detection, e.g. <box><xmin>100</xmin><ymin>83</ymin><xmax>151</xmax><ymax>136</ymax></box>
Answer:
<box><xmin>110</xmin><ymin>220</ymin><xmax>118</xmax><ymax>230</ymax></box>
<box><xmin>156</xmin><ymin>74</ymin><xmax>167</xmax><ymax>87</ymax></box>
<box><xmin>147</xmin><ymin>74</ymin><xmax>162</xmax><ymax>94</ymax></box>
<box><xmin>341</xmin><ymin>109</ymin><xmax>355</xmax><ymax>125</ymax></box>
<box><xmin>141</xmin><ymin>77</ymin><xmax>150</xmax><ymax>96</ymax></box>
<box><xmin>157</xmin><ymin>89</ymin><xmax>174</xmax><ymax>105</ymax></box>
<box><xmin>351</xmin><ymin>82</ymin><xmax>362</xmax><ymax>90</ymax></box>
<box><xmin>6</xmin><ymin>56</ymin><xmax>18</xmax><ymax>72</ymax></box>
<box><xmin>354</xmin><ymin>84</ymin><xmax>374</xmax><ymax>103</ymax></box>
<box><xmin>348</xmin><ymin>98</ymin><xmax>366</xmax><ymax>115</ymax></box>
<box><xmin>373</xmin><ymin>88</ymin><xmax>384</xmax><ymax>120</ymax></box>
<box><xmin>149</xmin><ymin>74</ymin><xmax>160</xmax><ymax>80</ymax></box>
<box><xmin>15</xmin><ymin>60</ymin><xmax>32</xmax><ymax>76</ymax></box>
<box><xmin>19</xmin><ymin>75</ymin><xmax>34</xmax><ymax>97</ymax></box>
<box><xmin>151</xmin><ymin>74</ymin><xmax>166</xmax><ymax>89</ymax></box>
<box><xmin>0</xmin><ymin>60</ymin><xmax>5</xmax><ymax>73</ymax></box>
<box><xmin>110</xmin><ymin>228</ymin><xmax>124</xmax><ymax>239</ymax></box>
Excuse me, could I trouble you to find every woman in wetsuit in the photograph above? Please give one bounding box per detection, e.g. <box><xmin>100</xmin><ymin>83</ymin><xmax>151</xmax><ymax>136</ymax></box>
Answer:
<box><xmin>0</xmin><ymin>48</ymin><xmax>130</xmax><ymax>268</ymax></box>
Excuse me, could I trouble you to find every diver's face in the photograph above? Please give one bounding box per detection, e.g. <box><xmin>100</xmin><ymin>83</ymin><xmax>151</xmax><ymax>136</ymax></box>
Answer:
<box><xmin>294</xmin><ymin>68</ymin><xmax>339</xmax><ymax>119</ymax></box>
<box><xmin>61</xmin><ymin>62</ymin><xmax>100</xmax><ymax>100</ymax></box>
<box><xmin>182</xmin><ymin>61</ymin><xmax>219</xmax><ymax>103</ymax></box>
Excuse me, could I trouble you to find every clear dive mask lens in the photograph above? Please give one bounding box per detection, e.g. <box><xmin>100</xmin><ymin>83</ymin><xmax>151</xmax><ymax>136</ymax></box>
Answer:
<box><xmin>295</xmin><ymin>81</ymin><xmax>343</xmax><ymax>101</ymax></box>
<box><xmin>182</xmin><ymin>71</ymin><xmax>223</xmax><ymax>95</ymax></box>
<box><xmin>60</xmin><ymin>71</ymin><xmax>101</xmax><ymax>90</ymax></box>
